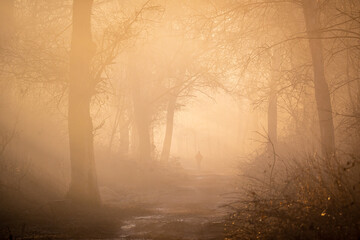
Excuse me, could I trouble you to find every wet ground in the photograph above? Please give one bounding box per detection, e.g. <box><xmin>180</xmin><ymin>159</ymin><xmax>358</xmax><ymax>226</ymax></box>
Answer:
<box><xmin>112</xmin><ymin>170</ymin><xmax>235</xmax><ymax>240</ymax></box>
<box><xmin>0</xmin><ymin>169</ymin><xmax>235</xmax><ymax>239</ymax></box>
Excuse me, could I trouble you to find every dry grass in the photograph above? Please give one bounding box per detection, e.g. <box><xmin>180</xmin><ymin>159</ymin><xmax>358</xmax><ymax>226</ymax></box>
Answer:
<box><xmin>225</xmin><ymin>152</ymin><xmax>360</xmax><ymax>240</ymax></box>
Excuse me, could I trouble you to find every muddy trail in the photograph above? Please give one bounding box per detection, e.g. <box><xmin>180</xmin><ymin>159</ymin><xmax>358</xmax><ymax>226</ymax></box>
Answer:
<box><xmin>113</xmin><ymin>171</ymin><xmax>235</xmax><ymax>240</ymax></box>
<box><xmin>0</xmin><ymin>169</ymin><xmax>235</xmax><ymax>240</ymax></box>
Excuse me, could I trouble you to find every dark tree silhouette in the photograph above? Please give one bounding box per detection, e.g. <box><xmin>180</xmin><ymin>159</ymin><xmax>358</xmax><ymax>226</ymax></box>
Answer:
<box><xmin>302</xmin><ymin>0</ymin><xmax>335</xmax><ymax>156</ymax></box>
<box><xmin>67</xmin><ymin>0</ymin><xmax>100</xmax><ymax>205</ymax></box>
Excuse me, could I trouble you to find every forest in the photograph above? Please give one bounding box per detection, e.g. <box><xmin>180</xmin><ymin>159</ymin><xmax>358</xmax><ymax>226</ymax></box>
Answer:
<box><xmin>0</xmin><ymin>0</ymin><xmax>360</xmax><ymax>239</ymax></box>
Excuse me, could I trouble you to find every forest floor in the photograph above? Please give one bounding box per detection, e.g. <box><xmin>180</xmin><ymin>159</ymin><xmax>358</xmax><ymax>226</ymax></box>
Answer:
<box><xmin>113</xmin><ymin>170</ymin><xmax>235</xmax><ymax>240</ymax></box>
<box><xmin>0</xmin><ymin>168</ymin><xmax>235</xmax><ymax>240</ymax></box>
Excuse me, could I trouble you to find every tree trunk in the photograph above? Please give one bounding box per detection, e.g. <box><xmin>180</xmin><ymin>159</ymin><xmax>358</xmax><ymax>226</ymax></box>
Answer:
<box><xmin>268</xmin><ymin>50</ymin><xmax>280</xmax><ymax>150</ymax></box>
<box><xmin>302</xmin><ymin>0</ymin><xmax>335</xmax><ymax>156</ymax></box>
<box><xmin>268</xmin><ymin>85</ymin><xmax>277</xmax><ymax>149</ymax></box>
<box><xmin>160</xmin><ymin>94</ymin><xmax>177</xmax><ymax>163</ymax></box>
<box><xmin>107</xmin><ymin>101</ymin><xmax>122</xmax><ymax>155</ymax></box>
<box><xmin>129</xmin><ymin>121</ymin><xmax>138</xmax><ymax>157</ymax></box>
<box><xmin>133</xmin><ymin>101</ymin><xmax>151</xmax><ymax>162</ymax></box>
<box><xmin>119</xmin><ymin>121</ymin><xmax>130</xmax><ymax>156</ymax></box>
<box><xmin>67</xmin><ymin>0</ymin><xmax>100</xmax><ymax>205</ymax></box>
<box><xmin>131</xmin><ymin>74</ymin><xmax>151</xmax><ymax>162</ymax></box>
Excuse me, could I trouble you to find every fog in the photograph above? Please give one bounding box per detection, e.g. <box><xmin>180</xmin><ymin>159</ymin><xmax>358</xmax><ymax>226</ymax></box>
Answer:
<box><xmin>1</xmin><ymin>0</ymin><xmax>360</xmax><ymax>239</ymax></box>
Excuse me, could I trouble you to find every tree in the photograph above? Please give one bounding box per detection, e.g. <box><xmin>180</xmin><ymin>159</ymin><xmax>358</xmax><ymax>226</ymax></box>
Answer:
<box><xmin>128</xmin><ymin>50</ymin><xmax>153</xmax><ymax>163</ymax></box>
<box><xmin>67</xmin><ymin>0</ymin><xmax>100</xmax><ymax>205</ymax></box>
<box><xmin>160</xmin><ymin>75</ymin><xmax>184</xmax><ymax>163</ymax></box>
<box><xmin>302</xmin><ymin>0</ymin><xmax>335</xmax><ymax>156</ymax></box>
<box><xmin>268</xmin><ymin>49</ymin><xmax>282</xmax><ymax>150</ymax></box>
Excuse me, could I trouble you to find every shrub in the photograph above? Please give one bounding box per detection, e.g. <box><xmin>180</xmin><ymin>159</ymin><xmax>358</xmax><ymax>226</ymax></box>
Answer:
<box><xmin>225</xmin><ymin>152</ymin><xmax>360</xmax><ymax>240</ymax></box>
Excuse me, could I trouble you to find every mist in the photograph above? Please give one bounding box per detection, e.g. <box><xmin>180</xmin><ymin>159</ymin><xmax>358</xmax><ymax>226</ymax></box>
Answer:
<box><xmin>1</xmin><ymin>0</ymin><xmax>360</xmax><ymax>239</ymax></box>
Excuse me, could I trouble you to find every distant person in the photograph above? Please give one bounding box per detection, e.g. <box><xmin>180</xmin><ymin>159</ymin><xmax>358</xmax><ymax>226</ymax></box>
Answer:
<box><xmin>195</xmin><ymin>151</ymin><xmax>203</xmax><ymax>171</ymax></box>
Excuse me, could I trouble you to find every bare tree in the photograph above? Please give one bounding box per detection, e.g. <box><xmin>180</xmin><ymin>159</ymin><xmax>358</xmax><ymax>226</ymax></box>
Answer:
<box><xmin>302</xmin><ymin>0</ymin><xmax>335</xmax><ymax>156</ymax></box>
<box><xmin>268</xmin><ymin>49</ymin><xmax>282</xmax><ymax>150</ymax></box>
<box><xmin>67</xmin><ymin>0</ymin><xmax>100</xmax><ymax>205</ymax></box>
<box><xmin>160</xmin><ymin>77</ymin><xmax>183</xmax><ymax>163</ymax></box>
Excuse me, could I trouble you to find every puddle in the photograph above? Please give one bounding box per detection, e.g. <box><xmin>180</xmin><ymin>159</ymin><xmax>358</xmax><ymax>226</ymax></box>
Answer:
<box><xmin>134</xmin><ymin>215</ymin><xmax>164</xmax><ymax>220</ymax></box>
<box><xmin>121</xmin><ymin>223</ymin><xmax>136</xmax><ymax>230</ymax></box>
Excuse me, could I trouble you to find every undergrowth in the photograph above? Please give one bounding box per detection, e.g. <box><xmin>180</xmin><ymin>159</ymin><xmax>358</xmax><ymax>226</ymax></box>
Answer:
<box><xmin>225</xmin><ymin>151</ymin><xmax>360</xmax><ymax>240</ymax></box>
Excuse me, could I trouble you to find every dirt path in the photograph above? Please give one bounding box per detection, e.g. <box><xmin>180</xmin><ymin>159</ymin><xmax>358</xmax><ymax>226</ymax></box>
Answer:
<box><xmin>116</xmin><ymin>171</ymin><xmax>234</xmax><ymax>240</ymax></box>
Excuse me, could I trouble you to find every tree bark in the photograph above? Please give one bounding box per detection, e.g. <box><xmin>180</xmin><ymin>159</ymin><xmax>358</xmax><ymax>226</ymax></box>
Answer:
<box><xmin>302</xmin><ymin>0</ymin><xmax>335</xmax><ymax>156</ymax></box>
<box><xmin>67</xmin><ymin>0</ymin><xmax>100</xmax><ymax>205</ymax></box>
